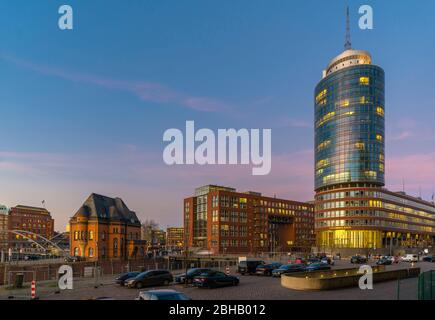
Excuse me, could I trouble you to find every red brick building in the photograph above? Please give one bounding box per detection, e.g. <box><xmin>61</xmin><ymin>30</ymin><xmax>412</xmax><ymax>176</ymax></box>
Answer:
<box><xmin>8</xmin><ymin>205</ymin><xmax>55</xmax><ymax>251</ymax></box>
<box><xmin>184</xmin><ymin>185</ymin><xmax>315</xmax><ymax>254</ymax></box>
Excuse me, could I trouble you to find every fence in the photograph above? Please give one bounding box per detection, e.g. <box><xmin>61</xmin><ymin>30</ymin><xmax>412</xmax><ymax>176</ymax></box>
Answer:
<box><xmin>418</xmin><ymin>270</ymin><xmax>435</xmax><ymax>300</ymax></box>
<box><xmin>0</xmin><ymin>258</ymin><xmax>167</xmax><ymax>286</ymax></box>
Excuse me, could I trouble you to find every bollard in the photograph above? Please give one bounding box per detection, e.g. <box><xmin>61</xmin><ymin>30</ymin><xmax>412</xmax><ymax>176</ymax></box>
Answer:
<box><xmin>31</xmin><ymin>280</ymin><xmax>36</xmax><ymax>300</ymax></box>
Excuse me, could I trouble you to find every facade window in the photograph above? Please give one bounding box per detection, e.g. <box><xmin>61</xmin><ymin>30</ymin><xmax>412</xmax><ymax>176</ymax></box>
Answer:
<box><xmin>73</xmin><ymin>247</ymin><xmax>79</xmax><ymax>256</ymax></box>
<box><xmin>113</xmin><ymin>238</ymin><xmax>118</xmax><ymax>257</ymax></box>
<box><xmin>359</xmin><ymin>76</ymin><xmax>369</xmax><ymax>85</ymax></box>
<box><xmin>89</xmin><ymin>230</ymin><xmax>94</xmax><ymax>240</ymax></box>
<box><xmin>88</xmin><ymin>247</ymin><xmax>94</xmax><ymax>257</ymax></box>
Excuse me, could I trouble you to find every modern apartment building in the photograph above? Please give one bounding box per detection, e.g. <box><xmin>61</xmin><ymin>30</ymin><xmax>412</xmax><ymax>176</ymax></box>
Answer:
<box><xmin>184</xmin><ymin>185</ymin><xmax>315</xmax><ymax>254</ymax></box>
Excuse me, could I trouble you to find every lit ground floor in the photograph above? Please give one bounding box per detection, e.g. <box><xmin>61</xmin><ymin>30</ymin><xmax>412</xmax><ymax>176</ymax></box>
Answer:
<box><xmin>315</xmin><ymin>229</ymin><xmax>435</xmax><ymax>256</ymax></box>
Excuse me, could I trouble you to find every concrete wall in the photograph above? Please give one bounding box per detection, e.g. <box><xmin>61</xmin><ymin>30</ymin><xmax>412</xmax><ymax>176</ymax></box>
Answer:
<box><xmin>281</xmin><ymin>267</ymin><xmax>420</xmax><ymax>291</ymax></box>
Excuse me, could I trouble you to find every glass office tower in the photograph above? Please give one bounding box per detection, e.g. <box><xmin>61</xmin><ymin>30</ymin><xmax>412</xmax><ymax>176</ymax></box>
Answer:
<box><xmin>313</xmin><ymin>38</ymin><xmax>435</xmax><ymax>252</ymax></box>
<box><xmin>314</xmin><ymin>50</ymin><xmax>385</xmax><ymax>190</ymax></box>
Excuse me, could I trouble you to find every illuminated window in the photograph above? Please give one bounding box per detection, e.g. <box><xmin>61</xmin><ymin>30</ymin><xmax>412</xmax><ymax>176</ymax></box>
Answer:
<box><xmin>360</xmin><ymin>96</ymin><xmax>366</xmax><ymax>104</ymax></box>
<box><xmin>316</xmin><ymin>112</ymin><xmax>335</xmax><ymax>127</ymax></box>
<box><xmin>317</xmin><ymin>140</ymin><xmax>331</xmax><ymax>151</ymax></box>
<box><xmin>343</xmin><ymin>111</ymin><xmax>354</xmax><ymax>116</ymax></box>
<box><xmin>336</xmin><ymin>99</ymin><xmax>350</xmax><ymax>107</ymax></box>
<box><xmin>316</xmin><ymin>159</ymin><xmax>329</xmax><ymax>169</ymax></box>
<box><xmin>376</xmin><ymin>106</ymin><xmax>384</xmax><ymax>116</ymax></box>
<box><xmin>89</xmin><ymin>230</ymin><xmax>94</xmax><ymax>240</ymax></box>
<box><xmin>355</xmin><ymin>142</ymin><xmax>365</xmax><ymax>150</ymax></box>
<box><xmin>316</xmin><ymin>89</ymin><xmax>327</xmax><ymax>103</ymax></box>
<box><xmin>379</xmin><ymin>154</ymin><xmax>384</xmax><ymax>162</ymax></box>
<box><xmin>316</xmin><ymin>168</ymin><xmax>324</xmax><ymax>176</ymax></box>
<box><xmin>365</xmin><ymin>171</ymin><xmax>377</xmax><ymax>178</ymax></box>
<box><xmin>376</xmin><ymin>134</ymin><xmax>383</xmax><ymax>142</ymax></box>
<box><xmin>379</xmin><ymin>163</ymin><xmax>384</xmax><ymax>173</ymax></box>
<box><xmin>359</xmin><ymin>77</ymin><xmax>370</xmax><ymax>85</ymax></box>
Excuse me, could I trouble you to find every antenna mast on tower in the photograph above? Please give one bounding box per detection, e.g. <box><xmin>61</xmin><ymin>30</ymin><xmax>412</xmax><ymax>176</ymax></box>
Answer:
<box><xmin>344</xmin><ymin>6</ymin><xmax>352</xmax><ymax>50</ymax></box>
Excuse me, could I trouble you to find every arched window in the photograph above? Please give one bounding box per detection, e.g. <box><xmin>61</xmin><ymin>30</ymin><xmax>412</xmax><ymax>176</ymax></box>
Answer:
<box><xmin>89</xmin><ymin>230</ymin><xmax>94</xmax><ymax>240</ymax></box>
<box><xmin>102</xmin><ymin>231</ymin><xmax>106</xmax><ymax>240</ymax></box>
<box><xmin>101</xmin><ymin>247</ymin><xmax>106</xmax><ymax>258</ymax></box>
<box><xmin>113</xmin><ymin>238</ymin><xmax>118</xmax><ymax>257</ymax></box>
<box><xmin>88</xmin><ymin>247</ymin><xmax>94</xmax><ymax>257</ymax></box>
<box><xmin>74</xmin><ymin>231</ymin><xmax>78</xmax><ymax>240</ymax></box>
<box><xmin>73</xmin><ymin>247</ymin><xmax>79</xmax><ymax>256</ymax></box>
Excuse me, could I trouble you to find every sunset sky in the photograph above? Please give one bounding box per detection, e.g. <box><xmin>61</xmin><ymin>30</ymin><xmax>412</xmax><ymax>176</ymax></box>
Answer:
<box><xmin>1</xmin><ymin>0</ymin><xmax>435</xmax><ymax>231</ymax></box>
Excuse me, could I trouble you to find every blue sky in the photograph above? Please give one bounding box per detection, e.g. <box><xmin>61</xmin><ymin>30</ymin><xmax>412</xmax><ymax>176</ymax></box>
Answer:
<box><xmin>1</xmin><ymin>0</ymin><xmax>435</xmax><ymax>230</ymax></box>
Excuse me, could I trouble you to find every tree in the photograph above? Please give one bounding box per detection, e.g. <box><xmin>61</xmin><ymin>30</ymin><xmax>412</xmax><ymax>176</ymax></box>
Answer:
<box><xmin>141</xmin><ymin>219</ymin><xmax>159</xmax><ymax>243</ymax></box>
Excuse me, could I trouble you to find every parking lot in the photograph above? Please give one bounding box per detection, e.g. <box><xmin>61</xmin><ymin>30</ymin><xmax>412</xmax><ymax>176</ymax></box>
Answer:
<box><xmin>30</xmin><ymin>260</ymin><xmax>435</xmax><ymax>300</ymax></box>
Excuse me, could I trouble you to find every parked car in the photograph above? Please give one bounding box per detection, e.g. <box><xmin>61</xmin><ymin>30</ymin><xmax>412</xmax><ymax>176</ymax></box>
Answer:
<box><xmin>294</xmin><ymin>257</ymin><xmax>306</xmax><ymax>264</ymax></box>
<box><xmin>255</xmin><ymin>262</ymin><xmax>282</xmax><ymax>276</ymax></box>
<box><xmin>401</xmin><ymin>254</ymin><xmax>418</xmax><ymax>263</ymax></box>
<box><xmin>350</xmin><ymin>255</ymin><xmax>367</xmax><ymax>264</ymax></box>
<box><xmin>126</xmin><ymin>270</ymin><xmax>173</xmax><ymax>289</ymax></box>
<box><xmin>192</xmin><ymin>271</ymin><xmax>239</xmax><ymax>288</ymax></box>
<box><xmin>64</xmin><ymin>255</ymin><xmax>84</xmax><ymax>263</ymax></box>
<box><xmin>306</xmin><ymin>258</ymin><xmax>321</xmax><ymax>265</ymax></box>
<box><xmin>376</xmin><ymin>257</ymin><xmax>392</xmax><ymax>265</ymax></box>
<box><xmin>115</xmin><ymin>272</ymin><xmax>141</xmax><ymax>286</ymax></box>
<box><xmin>175</xmin><ymin>268</ymin><xmax>212</xmax><ymax>284</ymax></box>
<box><xmin>305</xmin><ymin>262</ymin><xmax>331</xmax><ymax>272</ymax></box>
<box><xmin>422</xmin><ymin>255</ymin><xmax>435</xmax><ymax>262</ymax></box>
<box><xmin>237</xmin><ymin>260</ymin><xmax>265</xmax><ymax>275</ymax></box>
<box><xmin>136</xmin><ymin>289</ymin><xmax>191</xmax><ymax>300</ymax></box>
<box><xmin>320</xmin><ymin>257</ymin><xmax>334</xmax><ymax>265</ymax></box>
<box><xmin>272</xmin><ymin>264</ymin><xmax>306</xmax><ymax>277</ymax></box>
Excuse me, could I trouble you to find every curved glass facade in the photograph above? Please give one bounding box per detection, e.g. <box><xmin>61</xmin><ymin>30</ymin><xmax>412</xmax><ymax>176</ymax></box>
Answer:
<box><xmin>314</xmin><ymin>64</ymin><xmax>385</xmax><ymax>191</ymax></box>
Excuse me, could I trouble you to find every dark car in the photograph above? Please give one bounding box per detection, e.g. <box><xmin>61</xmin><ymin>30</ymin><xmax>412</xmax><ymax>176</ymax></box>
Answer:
<box><xmin>272</xmin><ymin>264</ymin><xmax>306</xmax><ymax>277</ymax></box>
<box><xmin>320</xmin><ymin>257</ymin><xmax>334</xmax><ymax>265</ymax></box>
<box><xmin>64</xmin><ymin>255</ymin><xmax>84</xmax><ymax>263</ymax></box>
<box><xmin>305</xmin><ymin>262</ymin><xmax>331</xmax><ymax>272</ymax></box>
<box><xmin>376</xmin><ymin>258</ymin><xmax>392</xmax><ymax>265</ymax></box>
<box><xmin>306</xmin><ymin>258</ymin><xmax>321</xmax><ymax>265</ymax></box>
<box><xmin>237</xmin><ymin>260</ymin><xmax>265</xmax><ymax>275</ymax></box>
<box><xmin>175</xmin><ymin>268</ymin><xmax>212</xmax><ymax>284</ymax></box>
<box><xmin>255</xmin><ymin>263</ymin><xmax>282</xmax><ymax>276</ymax></box>
<box><xmin>115</xmin><ymin>272</ymin><xmax>141</xmax><ymax>286</ymax></box>
<box><xmin>137</xmin><ymin>289</ymin><xmax>191</xmax><ymax>300</ymax></box>
<box><xmin>193</xmin><ymin>271</ymin><xmax>239</xmax><ymax>288</ymax></box>
<box><xmin>126</xmin><ymin>270</ymin><xmax>173</xmax><ymax>289</ymax></box>
<box><xmin>350</xmin><ymin>255</ymin><xmax>367</xmax><ymax>264</ymax></box>
<box><xmin>422</xmin><ymin>255</ymin><xmax>435</xmax><ymax>262</ymax></box>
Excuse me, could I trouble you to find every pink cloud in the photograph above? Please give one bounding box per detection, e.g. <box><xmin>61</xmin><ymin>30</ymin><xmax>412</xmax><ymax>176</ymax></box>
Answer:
<box><xmin>0</xmin><ymin>53</ymin><xmax>231</xmax><ymax>113</ymax></box>
<box><xmin>387</xmin><ymin>152</ymin><xmax>435</xmax><ymax>195</ymax></box>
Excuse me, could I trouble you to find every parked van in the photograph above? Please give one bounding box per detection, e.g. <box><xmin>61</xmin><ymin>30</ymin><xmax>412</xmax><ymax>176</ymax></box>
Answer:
<box><xmin>401</xmin><ymin>254</ymin><xmax>418</xmax><ymax>263</ymax></box>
